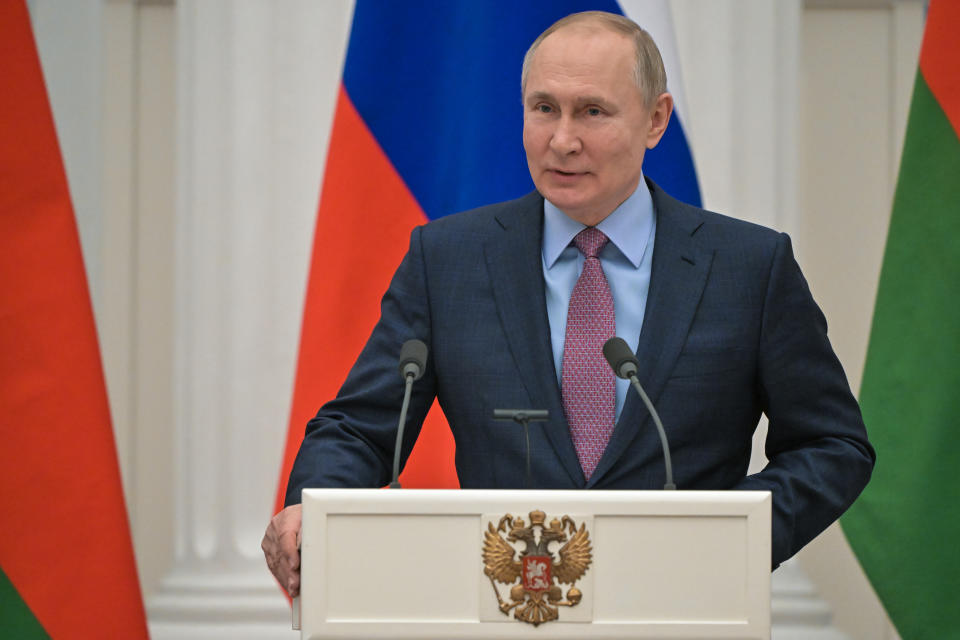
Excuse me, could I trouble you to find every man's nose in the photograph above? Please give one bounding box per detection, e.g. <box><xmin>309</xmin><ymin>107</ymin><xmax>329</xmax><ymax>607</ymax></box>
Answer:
<box><xmin>549</xmin><ymin>116</ymin><xmax>582</xmax><ymax>155</ymax></box>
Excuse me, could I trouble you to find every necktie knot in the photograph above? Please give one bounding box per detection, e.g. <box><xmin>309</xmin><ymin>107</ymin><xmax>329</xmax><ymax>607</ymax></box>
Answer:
<box><xmin>573</xmin><ymin>227</ymin><xmax>609</xmax><ymax>259</ymax></box>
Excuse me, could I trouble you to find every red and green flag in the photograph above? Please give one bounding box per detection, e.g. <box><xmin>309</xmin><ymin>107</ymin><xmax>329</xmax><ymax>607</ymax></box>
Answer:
<box><xmin>0</xmin><ymin>1</ymin><xmax>149</xmax><ymax>637</ymax></box>
<box><xmin>842</xmin><ymin>1</ymin><xmax>960</xmax><ymax>637</ymax></box>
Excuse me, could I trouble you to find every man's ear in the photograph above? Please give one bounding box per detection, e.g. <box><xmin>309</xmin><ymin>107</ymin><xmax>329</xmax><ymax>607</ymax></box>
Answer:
<box><xmin>645</xmin><ymin>92</ymin><xmax>674</xmax><ymax>149</ymax></box>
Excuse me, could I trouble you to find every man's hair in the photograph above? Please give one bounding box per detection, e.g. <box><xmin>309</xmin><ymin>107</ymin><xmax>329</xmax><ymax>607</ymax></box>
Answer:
<box><xmin>521</xmin><ymin>11</ymin><xmax>667</xmax><ymax>109</ymax></box>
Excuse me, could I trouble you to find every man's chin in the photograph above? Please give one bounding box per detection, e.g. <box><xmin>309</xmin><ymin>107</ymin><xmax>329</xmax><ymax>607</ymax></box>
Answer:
<box><xmin>539</xmin><ymin>186</ymin><xmax>587</xmax><ymax>208</ymax></box>
<box><xmin>543</xmin><ymin>195</ymin><xmax>601</xmax><ymax>225</ymax></box>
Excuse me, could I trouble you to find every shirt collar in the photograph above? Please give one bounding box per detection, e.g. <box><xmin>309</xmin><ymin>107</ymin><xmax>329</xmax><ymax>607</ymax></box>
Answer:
<box><xmin>542</xmin><ymin>176</ymin><xmax>654</xmax><ymax>269</ymax></box>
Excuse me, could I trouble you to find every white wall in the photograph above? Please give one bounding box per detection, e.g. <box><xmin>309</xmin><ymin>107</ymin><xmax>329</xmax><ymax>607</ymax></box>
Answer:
<box><xmin>28</xmin><ymin>1</ymin><xmax>923</xmax><ymax>638</ymax></box>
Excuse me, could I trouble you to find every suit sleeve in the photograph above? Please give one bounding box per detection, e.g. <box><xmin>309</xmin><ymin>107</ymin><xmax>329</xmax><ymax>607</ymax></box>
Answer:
<box><xmin>284</xmin><ymin>226</ymin><xmax>437</xmax><ymax>504</ymax></box>
<box><xmin>736</xmin><ymin>232</ymin><xmax>875</xmax><ymax>568</ymax></box>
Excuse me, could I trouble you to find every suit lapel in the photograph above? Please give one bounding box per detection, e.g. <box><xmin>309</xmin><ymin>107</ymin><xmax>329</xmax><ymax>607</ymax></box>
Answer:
<box><xmin>483</xmin><ymin>192</ymin><xmax>585</xmax><ymax>487</ymax></box>
<box><xmin>588</xmin><ymin>182</ymin><xmax>714</xmax><ymax>487</ymax></box>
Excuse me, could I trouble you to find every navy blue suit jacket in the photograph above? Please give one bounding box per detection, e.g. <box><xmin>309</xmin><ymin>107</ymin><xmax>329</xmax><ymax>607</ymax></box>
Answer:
<box><xmin>286</xmin><ymin>180</ymin><xmax>875</xmax><ymax>568</ymax></box>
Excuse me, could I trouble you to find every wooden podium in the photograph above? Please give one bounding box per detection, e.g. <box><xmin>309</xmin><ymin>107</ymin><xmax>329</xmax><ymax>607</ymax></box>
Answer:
<box><xmin>294</xmin><ymin>489</ymin><xmax>771</xmax><ymax>639</ymax></box>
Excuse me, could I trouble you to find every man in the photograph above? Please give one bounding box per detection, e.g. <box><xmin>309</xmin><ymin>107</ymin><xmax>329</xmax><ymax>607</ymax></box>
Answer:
<box><xmin>263</xmin><ymin>11</ymin><xmax>874</xmax><ymax>597</ymax></box>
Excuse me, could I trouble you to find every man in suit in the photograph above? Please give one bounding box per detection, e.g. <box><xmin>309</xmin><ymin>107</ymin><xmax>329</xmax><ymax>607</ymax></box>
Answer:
<box><xmin>263</xmin><ymin>11</ymin><xmax>874</xmax><ymax>597</ymax></box>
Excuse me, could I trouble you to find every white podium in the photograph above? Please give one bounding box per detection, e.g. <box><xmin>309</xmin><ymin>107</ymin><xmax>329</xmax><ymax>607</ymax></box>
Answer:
<box><xmin>295</xmin><ymin>489</ymin><xmax>771</xmax><ymax>639</ymax></box>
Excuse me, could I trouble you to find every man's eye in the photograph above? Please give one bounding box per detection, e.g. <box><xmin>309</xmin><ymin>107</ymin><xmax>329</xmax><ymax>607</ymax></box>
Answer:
<box><xmin>586</xmin><ymin>107</ymin><xmax>602</xmax><ymax>116</ymax></box>
<box><xmin>537</xmin><ymin>104</ymin><xmax>553</xmax><ymax>113</ymax></box>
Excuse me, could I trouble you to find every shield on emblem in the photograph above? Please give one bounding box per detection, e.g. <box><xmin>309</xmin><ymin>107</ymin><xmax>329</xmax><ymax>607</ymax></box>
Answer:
<box><xmin>521</xmin><ymin>555</ymin><xmax>552</xmax><ymax>592</ymax></box>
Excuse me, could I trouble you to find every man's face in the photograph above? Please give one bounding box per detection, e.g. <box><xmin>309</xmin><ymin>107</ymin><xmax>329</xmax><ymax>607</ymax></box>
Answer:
<box><xmin>522</xmin><ymin>26</ymin><xmax>667</xmax><ymax>226</ymax></box>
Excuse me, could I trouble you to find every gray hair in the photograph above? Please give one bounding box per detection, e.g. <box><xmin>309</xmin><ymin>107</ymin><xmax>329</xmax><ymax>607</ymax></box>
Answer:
<box><xmin>521</xmin><ymin>11</ymin><xmax>667</xmax><ymax>109</ymax></box>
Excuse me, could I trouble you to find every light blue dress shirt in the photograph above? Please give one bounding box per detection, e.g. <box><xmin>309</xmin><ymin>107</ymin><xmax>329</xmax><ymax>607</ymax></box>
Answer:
<box><xmin>541</xmin><ymin>177</ymin><xmax>656</xmax><ymax>422</ymax></box>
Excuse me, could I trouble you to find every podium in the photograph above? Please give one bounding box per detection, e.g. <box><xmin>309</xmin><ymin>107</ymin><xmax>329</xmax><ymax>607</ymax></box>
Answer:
<box><xmin>295</xmin><ymin>489</ymin><xmax>771</xmax><ymax>639</ymax></box>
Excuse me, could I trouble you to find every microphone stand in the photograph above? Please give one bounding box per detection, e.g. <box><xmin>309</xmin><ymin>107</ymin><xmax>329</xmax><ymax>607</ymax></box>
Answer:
<box><xmin>493</xmin><ymin>409</ymin><xmax>549</xmax><ymax>489</ymax></box>
<box><xmin>625</xmin><ymin>374</ymin><xmax>675</xmax><ymax>490</ymax></box>
<box><xmin>389</xmin><ymin>374</ymin><xmax>416</xmax><ymax>489</ymax></box>
<box><xmin>390</xmin><ymin>339</ymin><xmax>428</xmax><ymax>489</ymax></box>
<box><xmin>603</xmin><ymin>336</ymin><xmax>676</xmax><ymax>490</ymax></box>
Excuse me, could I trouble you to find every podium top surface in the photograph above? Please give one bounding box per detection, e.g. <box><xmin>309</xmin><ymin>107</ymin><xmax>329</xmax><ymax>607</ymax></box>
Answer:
<box><xmin>301</xmin><ymin>487</ymin><xmax>771</xmax><ymax>513</ymax></box>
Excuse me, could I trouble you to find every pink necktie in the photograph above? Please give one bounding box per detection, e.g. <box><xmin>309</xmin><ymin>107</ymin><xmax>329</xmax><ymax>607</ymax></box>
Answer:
<box><xmin>562</xmin><ymin>227</ymin><xmax>616</xmax><ymax>480</ymax></box>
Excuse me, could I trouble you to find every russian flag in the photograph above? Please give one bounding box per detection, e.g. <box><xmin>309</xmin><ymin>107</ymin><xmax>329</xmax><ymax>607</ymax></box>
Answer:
<box><xmin>274</xmin><ymin>0</ymin><xmax>700</xmax><ymax>510</ymax></box>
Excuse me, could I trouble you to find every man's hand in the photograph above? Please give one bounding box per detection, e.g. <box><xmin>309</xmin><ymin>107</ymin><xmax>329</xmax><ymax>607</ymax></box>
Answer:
<box><xmin>262</xmin><ymin>503</ymin><xmax>302</xmax><ymax>597</ymax></box>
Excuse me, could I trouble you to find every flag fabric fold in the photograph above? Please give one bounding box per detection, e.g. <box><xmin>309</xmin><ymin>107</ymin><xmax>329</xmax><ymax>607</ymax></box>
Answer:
<box><xmin>0</xmin><ymin>1</ymin><xmax>149</xmax><ymax>637</ymax></box>
<box><xmin>842</xmin><ymin>2</ymin><xmax>960</xmax><ymax>637</ymax></box>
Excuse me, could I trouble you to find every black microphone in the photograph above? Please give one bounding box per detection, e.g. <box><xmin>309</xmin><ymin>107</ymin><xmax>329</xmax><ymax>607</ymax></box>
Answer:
<box><xmin>603</xmin><ymin>337</ymin><xmax>640</xmax><ymax>379</ymax></box>
<box><xmin>390</xmin><ymin>339</ymin><xmax>428</xmax><ymax>488</ymax></box>
<box><xmin>603</xmin><ymin>337</ymin><xmax>676</xmax><ymax>490</ymax></box>
<box><xmin>398</xmin><ymin>339</ymin><xmax>428</xmax><ymax>381</ymax></box>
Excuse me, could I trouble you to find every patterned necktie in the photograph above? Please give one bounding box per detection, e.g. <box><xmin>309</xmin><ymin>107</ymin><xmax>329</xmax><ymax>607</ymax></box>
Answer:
<box><xmin>562</xmin><ymin>227</ymin><xmax>616</xmax><ymax>480</ymax></box>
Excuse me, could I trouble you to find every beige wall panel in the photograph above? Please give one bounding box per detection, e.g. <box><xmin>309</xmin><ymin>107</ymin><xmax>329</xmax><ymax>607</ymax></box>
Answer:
<box><xmin>799</xmin><ymin>8</ymin><xmax>892</xmax><ymax>390</ymax></box>
<box><xmin>132</xmin><ymin>2</ymin><xmax>177</xmax><ymax>597</ymax></box>
<box><xmin>100</xmin><ymin>0</ymin><xmax>137</xmax><ymax>508</ymax></box>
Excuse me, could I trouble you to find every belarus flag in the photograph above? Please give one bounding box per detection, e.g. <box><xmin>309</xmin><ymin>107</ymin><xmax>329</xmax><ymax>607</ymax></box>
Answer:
<box><xmin>275</xmin><ymin>0</ymin><xmax>700</xmax><ymax>509</ymax></box>
<box><xmin>841</xmin><ymin>1</ymin><xmax>960</xmax><ymax>637</ymax></box>
<box><xmin>0</xmin><ymin>1</ymin><xmax>148</xmax><ymax>637</ymax></box>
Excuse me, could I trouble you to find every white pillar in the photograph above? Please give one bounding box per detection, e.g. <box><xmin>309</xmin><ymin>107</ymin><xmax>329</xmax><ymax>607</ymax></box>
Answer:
<box><xmin>146</xmin><ymin>2</ymin><xmax>351</xmax><ymax>637</ymax></box>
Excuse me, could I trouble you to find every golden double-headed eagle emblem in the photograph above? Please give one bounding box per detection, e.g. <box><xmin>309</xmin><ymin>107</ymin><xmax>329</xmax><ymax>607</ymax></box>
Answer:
<box><xmin>482</xmin><ymin>510</ymin><xmax>593</xmax><ymax>626</ymax></box>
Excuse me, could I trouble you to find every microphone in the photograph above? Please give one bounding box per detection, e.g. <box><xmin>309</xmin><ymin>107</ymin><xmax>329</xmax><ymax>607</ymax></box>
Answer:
<box><xmin>390</xmin><ymin>339</ymin><xmax>429</xmax><ymax>488</ymax></box>
<box><xmin>603</xmin><ymin>337</ymin><xmax>639</xmax><ymax>379</ymax></box>
<box><xmin>398</xmin><ymin>339</ymin><xmax>428</xmax><ymax>381</ymax></box>
<box><xmin>603</xmin><ymin>337</ymin><xmax>676</xmax><ymax>490</ymax></box>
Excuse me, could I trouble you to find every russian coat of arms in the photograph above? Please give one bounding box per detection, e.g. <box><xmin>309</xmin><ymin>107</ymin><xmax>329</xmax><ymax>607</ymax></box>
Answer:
<box><xmin>482</xmin><ymin>510</ymin><xmax>593</xmax><ymax>626</ymax></box>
